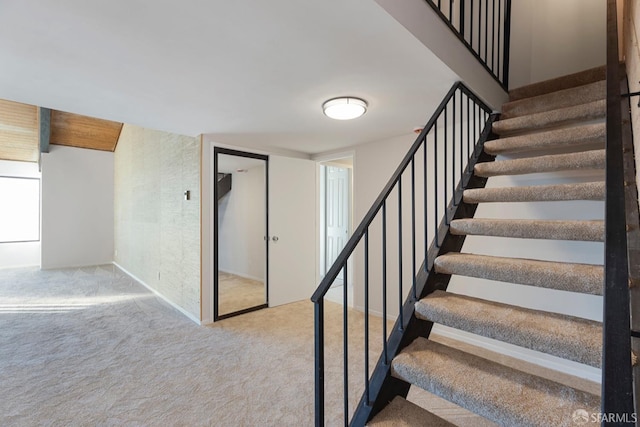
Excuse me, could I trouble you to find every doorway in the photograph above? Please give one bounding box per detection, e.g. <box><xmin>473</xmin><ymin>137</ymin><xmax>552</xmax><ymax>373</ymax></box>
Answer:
<box><xmin>214</xmin><ymin>147</ymin><xmax>269</xmax><ymax>320</ymax></box>
<box><xmin>319</xmin><ymin>157</ymin><xmax>353</xmax><ymax>306</ymax></box>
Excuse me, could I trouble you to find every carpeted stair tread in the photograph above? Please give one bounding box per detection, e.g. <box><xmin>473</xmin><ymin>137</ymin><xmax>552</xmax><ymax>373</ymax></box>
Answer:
<box><xmin>484</xmin><ymin>123</ymin><xmax>605</xmax><ymax>155</ymax></box>
<box><xmin>434</xmin><ymin>253</ymin><xmax>603</xmax><ymax>295</ymax></box>
<box><xmin>391</xmin><ymin>338</ymin><xmax>600</xmax><ymax>426</ymax></box>
<box><xmin>475</xmin><ymin>149</ymin><xmax>605</xmax><ymax>177</ymax></box>
<box><xmin>450</xmin><ymin>218</ymin><xmax>604</xmax><ymax>241</ymax></box>
<box><xmin>492</xmin><ymin>99</ymin><xmax>605</xmax><ymax>135</ymax></box>
<box><xmin>463</xmin><ymin>181</ymin><xmax>605</xmax><ymax>203</ymax></box>
<box><xmin>502</xmin><ymin>80</ymin><xmax>605</xmax><ymax>119</ymax></box>
<box><xmin>509</xmin><ymin>65</ymin><xmax>606</xmax><ymax>101</ymax></box>
<box><xmin>416</xmin><ymin>290</ymin><xmax>602</xmax><ymax>367</ymax></box>
<box><xmin>367</xmin><ymin>396</ymin><xmax>456</xmax><ymax>427</ymax></box>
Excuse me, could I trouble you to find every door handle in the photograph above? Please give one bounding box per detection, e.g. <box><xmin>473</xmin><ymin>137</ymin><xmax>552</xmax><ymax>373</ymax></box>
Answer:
<box><xmin>272</xmin><ymin>236</ymin><xmax>279</xmax><ymax>242</ymax></box>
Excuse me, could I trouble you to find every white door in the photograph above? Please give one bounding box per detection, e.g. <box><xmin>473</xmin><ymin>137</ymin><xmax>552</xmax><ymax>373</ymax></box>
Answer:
<box><xmin>268</xmin><ymin>155</ymin><xmax>317</xmax><ymax>307</ymax></box>
<box><xmin>325</xmin><ymin>166</ymin><xmax>350</xmax><ymax>279</ymax></box>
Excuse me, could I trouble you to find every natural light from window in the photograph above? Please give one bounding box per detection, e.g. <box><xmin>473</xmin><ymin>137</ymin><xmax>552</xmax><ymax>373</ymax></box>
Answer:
<box><xmin>0</xmin><ymin>176</ymin><xmax>40</xmax><ymax>243</ymax></box>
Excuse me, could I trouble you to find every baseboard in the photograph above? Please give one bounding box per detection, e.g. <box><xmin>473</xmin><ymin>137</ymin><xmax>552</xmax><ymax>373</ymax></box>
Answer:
<box><xmin>112</xmin><ymin>262</ymin><xmax>202</xmax><ymax>326</ymax></box>
<box><xmin>352</xmin><ymin>304</ymin><xmax>399</xmax><ymax>322</ymax></box>
<box><xmin>431</xmin><ymin>325</ymin><xmax>601</xmax><ymax>383</ymax></box>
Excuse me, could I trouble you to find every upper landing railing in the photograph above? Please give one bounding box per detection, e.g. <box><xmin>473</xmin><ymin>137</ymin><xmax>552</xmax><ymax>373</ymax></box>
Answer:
<box><xmin>425</xmin><ymin>0</ymin><xmax>511</xmax><ymax>90</ymax></box>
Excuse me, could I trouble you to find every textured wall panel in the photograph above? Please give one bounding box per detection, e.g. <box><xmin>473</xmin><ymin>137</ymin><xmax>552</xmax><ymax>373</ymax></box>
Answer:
<box><xmin>114</xmin><ymin>124</ymin><xmax>201</xmax><ymax>319</ymax></box>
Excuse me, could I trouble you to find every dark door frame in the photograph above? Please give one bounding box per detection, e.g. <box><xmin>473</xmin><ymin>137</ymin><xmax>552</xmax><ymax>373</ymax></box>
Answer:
<box><xmin>214</xmin><ymin>146</ymin><xmax>269</xmax><ymax>321</ymax></box>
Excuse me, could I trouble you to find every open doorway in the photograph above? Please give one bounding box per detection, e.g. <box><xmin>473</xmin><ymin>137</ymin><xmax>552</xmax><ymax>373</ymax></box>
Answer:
<box><xmin>319</xmin><ymin>156</ymin><xmax>353</xmax><ymax>306</ymax></box>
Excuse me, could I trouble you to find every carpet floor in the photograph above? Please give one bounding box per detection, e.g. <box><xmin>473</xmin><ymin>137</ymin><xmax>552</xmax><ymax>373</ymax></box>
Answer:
<box><xmin>0</xmin><ymin>265</ymin><xmax>396</xmax><ymax>426</ymax></box>
<box><xmin>0</xmin><ymin>265</ymin><xmax>596</xmax><ymax>426</ymax></box>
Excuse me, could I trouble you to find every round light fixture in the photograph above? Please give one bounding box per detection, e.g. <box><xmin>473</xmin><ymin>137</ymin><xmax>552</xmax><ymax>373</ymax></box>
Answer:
<box><xmin>322</xmin><ymin>97</ymin><xmax>367</xmax><ymax>120</ymax></box>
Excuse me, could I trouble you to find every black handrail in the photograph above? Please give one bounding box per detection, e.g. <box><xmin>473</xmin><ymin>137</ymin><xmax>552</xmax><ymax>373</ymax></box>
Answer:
<box><xmin>423</xmin><ymin>0</ymin><xmax>512</xmax><ymax>90</ymax></box>
<box><xmin>602</xmin><ymin>0</ymin><xmax>634</xmax><ymax>422</ymax></box>
<box><xmin>312</xmin><ymin>81</ymin><xmax>494</xmax><ymax>425</ymax></box>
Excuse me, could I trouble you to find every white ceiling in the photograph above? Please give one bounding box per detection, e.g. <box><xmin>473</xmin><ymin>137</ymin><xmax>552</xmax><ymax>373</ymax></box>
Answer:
<box><xmin>0</xmin><ymin>0</ymin><xmax>457</xmax><ymax>156</ymax></box>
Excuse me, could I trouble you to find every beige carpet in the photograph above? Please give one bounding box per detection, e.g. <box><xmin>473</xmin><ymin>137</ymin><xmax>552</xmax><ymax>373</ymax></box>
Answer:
<box><xmin>0</xmin><ymin>265</ymin><xmax>599</xmax><ymax>426</ymax></box>
<box><xmin>0</xmin><ymin>265</ymin><xmax>456</xmax><ymax>426</ymax></box>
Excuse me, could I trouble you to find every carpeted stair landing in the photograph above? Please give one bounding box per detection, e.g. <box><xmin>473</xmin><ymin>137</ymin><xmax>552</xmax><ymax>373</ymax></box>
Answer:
<box><xmin>368</xmin><ymin>67</ymin><xmax>605</xmax><ymax>426</ymax></box>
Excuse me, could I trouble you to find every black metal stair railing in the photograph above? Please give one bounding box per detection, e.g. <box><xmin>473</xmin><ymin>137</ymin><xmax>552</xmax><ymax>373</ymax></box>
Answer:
<box><xmin>424</xmin><ymin>0</ymin><xmax>512</xmax><ymax>90</ymax></box>
<box><xmin>602</xmin><ymin>0</ymin><xmax>635</xmax><ymax>423</ymax></box>
<box><xmin>311</xmin><ymin>82</ymin><xmax>495</xmax><ymax>426</ymax></box>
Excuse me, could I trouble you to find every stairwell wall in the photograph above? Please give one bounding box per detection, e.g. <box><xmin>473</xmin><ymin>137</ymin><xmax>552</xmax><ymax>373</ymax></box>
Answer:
<box><xmin>624</xmin><ymin>0</ymin><xmax>640</xmax><ymax>200</ymax></box>
<box><xmin>374</xmin><ymin>0</ymin><xmax>507</xmax><ymax>109</ymax></box>
<box><xmin>352</xmin><ymin>133</ymin><xmax>417</xmax><ymax>317</ymax></box>
<box><xmin>114</xmin><ymin>124</ymin><xmax>201</xmax><ymax>322</ymax></box>
<box><xmin>510</xmin><ymin>0</ymin><xmax>606</xmax><ymax>89</ymax></box>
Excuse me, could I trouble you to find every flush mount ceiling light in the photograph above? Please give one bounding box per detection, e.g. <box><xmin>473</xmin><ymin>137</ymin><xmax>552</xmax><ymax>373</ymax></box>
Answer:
<box><xmin>322</xmin><ymin>97</ymin><xmax>367</xmax><ymax>120</ymax></box>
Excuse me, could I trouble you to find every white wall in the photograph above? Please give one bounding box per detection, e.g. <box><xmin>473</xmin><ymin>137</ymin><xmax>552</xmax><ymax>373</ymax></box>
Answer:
<box><xmin>510</xmin><ymin>0</ymin><xmax>606</xmax><ymax>88</ymax></box>
<box><xmin>40</xmin><ymin>145</ymin><xmax>114</xmax><ymax>269</ymax></box>
<box><xmin>375</xmin><ymin>0</ymin><xmax>508</xmax><ymax>108</ymax></box>
<box><xmin>218</xmin><ymin>165</ymin><xmax>266</xmax><ymax>281</ymax></box>
<box><xmin>0</xmin><ymin>160</ymin><xmax>40</xmax><ymax>268</ymax></box>
<box><xmin>377</xmin><ymin>0</ymin><xmax>606</xmax><ymax>92</ymax></box>
<box><xmin>114</xmin><ymin>125</ymin><xmax>201</xmax><ymax>323</ymax></box>
<box><xmin>351</xmin><ymin>133</ymin><xmax>417</xmax><ymax>317</ymax></box>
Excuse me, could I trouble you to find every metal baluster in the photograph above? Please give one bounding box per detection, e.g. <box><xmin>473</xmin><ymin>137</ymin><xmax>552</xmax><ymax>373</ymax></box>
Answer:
<box><xmin>434</xmin><ymin>120</ymin><xmax>439</xmax><ymax>247</ymax></box>
<box><xmin>343</xmin><ymin>263</ymin><xmax>349</xmax><ymax>426</ymax></box>
<box><xmin>484</xmin><ymin>0</ymin><xmax>488</xmax><ymax>63</ymax></box>
<box><xmin>444</xmin><ymin>105</ymin><xmax>449</xmax><ymax>225</ymax></box>
<box><xmin>467</xmin><ymin>95</ymin><xmax>471</xmax><ymax>173</ymax></box>
<box><xmin>423</xmin><ymin>138</ymin><xmax>428</xmax><ymax>269</ymax></box>
<box><xmin>364</xmin><ymin>230</ymin><xmax>370</xmax><ymax>406</ymax></box>
<box><xmin>314</xmin><ymin>301</ymin><xmax>324</xmax><ymax>426</ymax></box>
<box><xmin>452</xmin><ymin>91</ymin><xmax>457</xmax><ymax>205</ymax></box>
<box><xmin>460</xmin><ymin>91</ymin><xmax>465</xmax><ymax>185</ymax></box>
<box><xmin>481</xmin><ymin>0</ymin><xmax>489</xmax><ymax>64</ymax></box>
<box><xmin>411</xmin><ymin>157</ymin><xmax>416</xmax><ymax>300</ymax></box>
<box><xmin>473</xmin><ymin>102</ymin><xmax>477</xmax><ymax>160</ymax></box>
<box><xmin>498</xmin><ymin>0</ymin><xmax>502</xmax><ymax>80</ymax></box>
<box><xmin>469</xmin><ymin>100</ymin><xmax>478</xmax><ymax>160</ymax></box>
<box><xmin>477</xmin><ymin>1</ymin><xmax>481</xmax><ymax>54</ymax></box>
<box><xmin>503</xmin><ymin>0</ymin><xmax>512</xmax><ymax>88</ymax></box>
<box><xmin>398</xmin><ymin>177</ymin><xmax>404</xmax><ymax>331</ymax></box>
<box><xmin>382</xmin><ymin>201</ymin><xmax>388</xmax><ymax>364</ymax></box>
<box><xmin>470</xmin><ymin>0</ymin><xmax>474</xmax><ymax>48</ymax></box>
<box><xmin>492</xmin><ymin>0</ymin><xmax>496</xmax><ymax>72</ymax></box>
<box><xmin>460</xmin><ymin>0</ymin><xmax>465</xmax><ymax>40</ymax></box>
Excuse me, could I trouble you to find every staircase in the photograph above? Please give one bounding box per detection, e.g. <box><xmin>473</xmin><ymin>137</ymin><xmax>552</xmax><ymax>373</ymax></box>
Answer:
<box><xmin>368</xmin><ymin>68</ymin><xmax>608</xmax><ymax>426</ymax></box>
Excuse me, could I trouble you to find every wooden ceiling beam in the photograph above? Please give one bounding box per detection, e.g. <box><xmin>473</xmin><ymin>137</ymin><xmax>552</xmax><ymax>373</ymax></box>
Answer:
<box><xmin>0</xmin><ymin>99</ymin><xmax>38</xmax><ymax>162</ymax></box>
<box><xmin>50</xmin><ymin>110</ymin><xmax>122</xmax><ymax>152</ymax></box>
<box><xmin>38</xmin><ymin>107</ymin><xmax>51</xmax><ymax>154</ymax></box>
